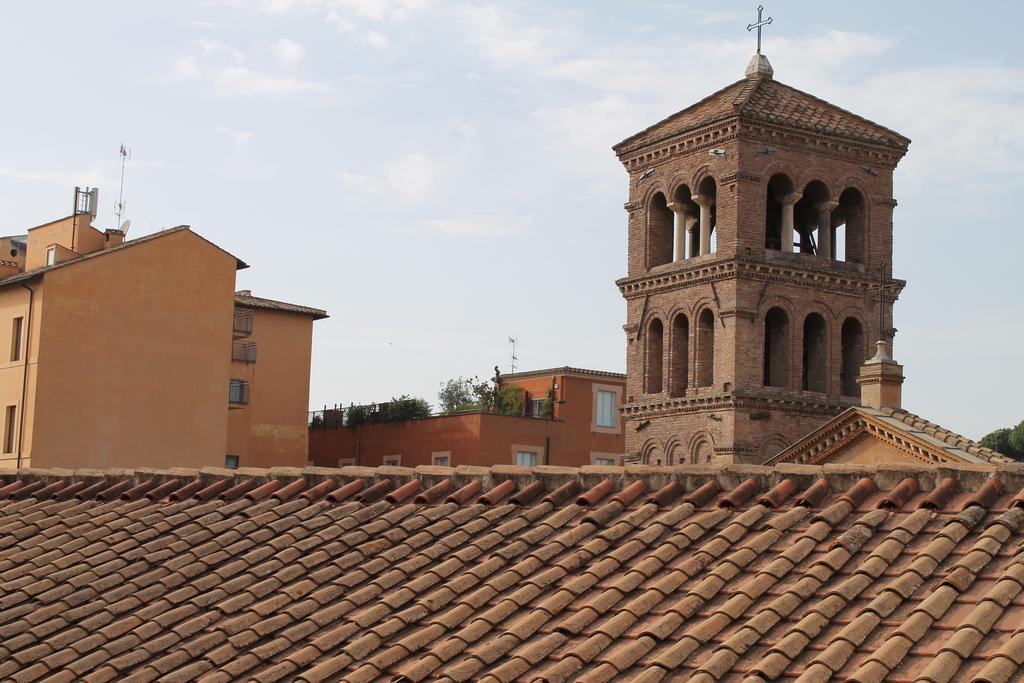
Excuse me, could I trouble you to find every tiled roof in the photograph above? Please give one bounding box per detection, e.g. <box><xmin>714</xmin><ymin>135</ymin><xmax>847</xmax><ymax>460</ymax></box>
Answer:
<box><xmin>235</xmin><ymin>292</ymin><xmax>329</xmax><ymax>320</ymax></box>
<box><xmin>2</xmin><ymin>463</ymin><xmax>1024</xmax><ymax>682</ymax></box>
<box><xmin>768</xmin><ymin>406</ymin><xmax>1015</xmax><ymax>467</ymax></box>
<box><xmin>614</xmin><ymin>76</ymin><xmax>910</xmax><ymax>155</ymax></box>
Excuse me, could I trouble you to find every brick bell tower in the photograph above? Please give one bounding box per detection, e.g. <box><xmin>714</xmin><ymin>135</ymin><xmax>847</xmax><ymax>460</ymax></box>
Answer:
<box><xmin>615</xmin><ymin>49</ymin><xmax>910</xmax><ymax>464</ymax></box>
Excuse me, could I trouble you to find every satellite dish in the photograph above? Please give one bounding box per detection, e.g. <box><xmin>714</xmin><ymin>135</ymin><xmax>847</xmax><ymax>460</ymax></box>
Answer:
<box><xmin>119</xmin><ymin>219</ymin><xmax>131</xmax><ymax>235</ymax></box>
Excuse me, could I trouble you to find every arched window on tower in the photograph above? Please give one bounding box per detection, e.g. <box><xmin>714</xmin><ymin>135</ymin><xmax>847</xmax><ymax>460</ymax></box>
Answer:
<box><xmin>765</xmin><ymin>174</ymin><xmax>796</xmax><ymax>251</ymax></box>
<box><xmin>802</xmin><ymin>313</ymin><xmax>828</xmax><ymax>392</ymax></box>
<box><xmin>763</xmin><ymin>307</ymin><xmax>790</xmax><ymax>388</ymax></box>
<box><xmin>841</xmin><ymin>317</ymin><xmax>866</xmax><ymax>397</ymax></box>
<box><xmin>647</xmin><ymin>192</ymin><xmax>673</xmax><ymax>269</ymax></box>
<box><xmin>794</xmin><ymin>181</ymin><xmax>832</xmax><ymax>257</ymax></box>
<box><xmin>669</xmin><ymin>313</ymin><xmax>689</xmax><ymax>397</ymax></box>
<box><xmin>833</xmin><ymin>188</ymin><xmax>866</xmax><ymax>264</ymax></box>
<box><xmin>696</xmin><ymin>177</ymin><xmax>717</xmax><ymax>256</ymax></box>
<box><xmin>645</xmin><ymin>318</ymin><xmax>664</xmax><ymax>394</ymax></box>
<box><xmin>692</xmin><ymin>439</ymin><xmax>712</xmax><ymax>464</ymax></box>
<box><xmin>696</xmin><ymin>309</ymin><xmax>715</xmax><ymax>388</ymax></box>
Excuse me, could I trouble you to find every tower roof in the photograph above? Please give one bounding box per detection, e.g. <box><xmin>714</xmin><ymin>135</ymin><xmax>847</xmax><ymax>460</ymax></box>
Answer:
<box><xmin>613</xmin><ymin>72</ymin><xmax>911</xmax><ymax>156</ymax></box>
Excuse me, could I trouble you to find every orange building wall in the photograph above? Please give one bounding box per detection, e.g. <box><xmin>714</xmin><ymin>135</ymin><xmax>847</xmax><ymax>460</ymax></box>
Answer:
<box><xmin>226</xmin><ymin>308</ymin><xmax>314</xmax><ymax>468</ymax></box>
<box><xmin>308</xmin><ymin>373</ymin><xmax>627</xmax><ymax>469</ymax></box>
<box><xmin>29</xmin><ymin>230</ymin><xmax>237</xmax><ymax>469</ymax></box>
<box><xmin>0</xmin><ymin>282</ymin><xmax>43</xmax><ymax>468</ymax></box>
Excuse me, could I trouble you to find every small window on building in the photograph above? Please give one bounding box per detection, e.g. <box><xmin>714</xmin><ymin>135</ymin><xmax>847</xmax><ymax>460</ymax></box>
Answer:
<box><xmin>594</xmin><ymin>457</ymin><xmax>616</xmax><ymax>466</ymax></box>
<box><xmin>595</xmin><ymin>390</ymin><xmax>616</xmax><ymax>428</ymax></box>
<box><xmin>45</xmin><ymin>247</ymin><xmax>56</xmax><ymax>266</ymax></box>
<box><xmin>530</xmin><ymin>398</ymin><xmax>546</xmax><ymax>418</ymax></box>
<box><xmin>3</xmin><ymin>405</ymin><xmax>15</xmax><ymax>454</ymax></box>
<box><xmin>432</xmin><ymin>452</ymin><xmax>451</xmax><ymax>467</ymax></box>
<box><xmin>337</xmin><ymin>458</ymin><xmax>356</xmax><ymax>467</ymax></box>
<box><xmin>516</xmin><ymin>451</ymin><xmax>537</xmax><ymax>467</ymax></box>
<box><xmin>229</xmin><ymin>379</ymin><xmax>249</xmax><ymax>404</ymax></box>
<box><xmin>225</xmin><ymin>454</ymin><xmax>239</xmax><ymax>469</ymax></box>
<box><xmin>383</xmin><ymin>454</ymin><xmax>401</xmax><ymax>466</ymax></box>
<box><xmin>10</xmin><ymin>317</ymin><xmax>23</xmax><ymax>362</ymax></box>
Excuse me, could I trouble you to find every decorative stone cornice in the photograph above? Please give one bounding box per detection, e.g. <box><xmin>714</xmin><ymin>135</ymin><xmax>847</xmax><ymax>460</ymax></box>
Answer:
<box><xmin>618</xmin><ymin>115</ymin><xmax>906</xmax><ymax>172</ymax></box>
<box><xmin>618</xmin><ymin>254</ymin><xmax>907</xmax><ymax>301</ymax></box>
<box><xmin>624</xmin><ymin>389</ymin><xmax>851</xmax><ymax>421</ymax></box>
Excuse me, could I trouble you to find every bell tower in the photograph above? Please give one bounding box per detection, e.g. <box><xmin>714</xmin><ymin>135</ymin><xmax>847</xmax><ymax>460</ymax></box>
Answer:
<box><xmin>615</xmin><ymin>50</ymin><xmax>910</xmax><ymax>464</ymax></box>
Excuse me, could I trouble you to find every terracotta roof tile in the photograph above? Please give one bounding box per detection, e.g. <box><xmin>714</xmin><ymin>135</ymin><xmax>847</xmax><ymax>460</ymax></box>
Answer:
<box><xmin>2</xmin><ymin>465</ymin><xmax>1024</xmax><ymax>680</ymax></box>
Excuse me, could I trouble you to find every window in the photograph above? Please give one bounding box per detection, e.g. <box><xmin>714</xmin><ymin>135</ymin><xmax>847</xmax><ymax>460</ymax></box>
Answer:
<box><xmin>516</xmin><ymin>451</ymin><xmax>537</xmax><ymax>467</ymax></box>
<box><xmin>228</xmin><ymin>379</ymin><xmax>249</xmax><ymax>404</ymax></box>
<box><xmin>10</xmin><ymin>317</ymin><xmax>23</xmax><ymax>362</ymax></box>
<box><xmin>431</xmin><ymin>452</ymin><xmax>451</xmax><ymax>467</ymax></box>
<box><xmin>596</xmin><ymin>390</ymin><xmax>616</xmax><ymax>428</ymax></box>
<box><xmin>45</xmin><ymin>247</ymin><xmax>56</xmax><ymax>266</ymax></box>
<box><xmin>383</xmin><ymin>455</ymin><xmax>401</xmax><ymax>466</ymax></box>
<box><xmin>338</xmin><ymin>458</ymin><xmax>356</xmax><ymax>467</ymax></box>
<box><xmin>645</xmin><ymin>318</ymin><xmax>664</xmax><ymax>393</ymax></box>
<box><xmin>3</xmin><ymin>405</ymin><xmax>15</xmax><ymax>454</ymax></box>
<box><xmin>224</xmin><ymin>455</ymin><xmax>239</xmax><ymax>469</ymax></box>
<box><xmin>530</xmin><ymin>399</ymin><xmax>546</xmax><ymax>418</ymax></box>
<box><xmin>594</xmin><ymin>457</ymin><xmax>616</xmax><ymax>466</ymax></box>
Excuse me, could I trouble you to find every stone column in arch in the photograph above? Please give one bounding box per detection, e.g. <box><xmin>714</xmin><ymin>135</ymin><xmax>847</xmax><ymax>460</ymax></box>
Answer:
<box><xmin>780</xmin><ymin>192</ymin><xmax>802</xmax><ymax>253</ymax></box>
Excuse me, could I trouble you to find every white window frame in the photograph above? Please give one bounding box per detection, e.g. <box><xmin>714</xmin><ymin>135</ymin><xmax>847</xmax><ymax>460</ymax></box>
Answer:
<box><xmin>529</xmin><ymin>398</ymin><xmax>546</xmax><ymax>418</ymax></box>
<box><xmin>45</xmin><ymin>247</ymin><xmax>56</xmax><ymax>266</ymax></box>
<box><xmin>590</xmin><ymin>452</ymin><xmax>621</xmax><ymax>466</ymax></box>
<box><xmin>431</xmin><ymin>451</ymin><xmax>451</xmax><ymax>467</ymax></box>
<box><xmin>595</xmin><ymin>390</ymin><xmax>616</xmax><ymax>427</ymax></box>
<box><xmin>591</xmin><ymin>383</ymin><xmax>623</xmax><ymax>434</ymax></box>
<box><xmin>515</xmin><ymin>451</ymin><xmax>537</xmax><ymax>467</ymax></box>
<box><xmin>382</xmin><ymin>454</ymin><xmax>401</xmax><ymax>467</ymax></box>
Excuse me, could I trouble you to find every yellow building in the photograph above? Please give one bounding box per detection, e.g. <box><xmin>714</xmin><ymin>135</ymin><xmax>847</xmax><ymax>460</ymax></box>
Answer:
<box><xmin>0</xmin><ymin>210</ymin><xmax>325</xmax><ymax>470</ymax></box>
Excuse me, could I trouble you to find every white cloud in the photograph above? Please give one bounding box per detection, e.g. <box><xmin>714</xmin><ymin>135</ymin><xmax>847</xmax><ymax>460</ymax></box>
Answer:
<box><xmin>174</xmin><ymin>38</ymin><xmax>331</xmax><ymax>97</ymax></box>
<box><xmin>270</xmin><ymin>38</ymin><xmax>305</xmax><ymax>68</ymax></box>
<box><xmin>0</xmin><ymin>165</ymin><xmax>111</xmax><ymax>187</ymax></box>
<box><xmin>452</xmin><ymin>4</ymin><xmax>566</xmax><ymax>70</ymax></box>
<box><xmin>425</xmin><ymin>214</ymin><xmax>525</xmax><ymax>237</ymax></box>
<box><xmin>446</xmin><ymin>117</ymin><xmax>477</xmax><ymax>140</ymax></box>
<box><xmin>216</xmin><ymin>126</ymin><xmax>255</xmax><ymax>150</ymax></box>
<box><xmin>384</xmin><ymin>152</ymin><xmax>447</xmax><ymax>202</ymax></box>
<box><xmin>362</xmin><ymin>30</ymin><xmax>390</xmax><ymax>49</ymax></box>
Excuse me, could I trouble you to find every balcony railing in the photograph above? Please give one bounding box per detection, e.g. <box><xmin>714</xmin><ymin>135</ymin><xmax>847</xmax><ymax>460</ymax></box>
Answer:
<box><xmin>229</xmin><ymin>379</ymin><xmax>250</xmax><ymax>405</ymax></box>
<box><xmin>233</xmin><ymin>309</ymin><xmax>253</xmax><ymax>337</ymax></box>
<box><xmin>232</xmin><ymin>341</ymin><xmax>257</xmax><ymax>363</ymax></box>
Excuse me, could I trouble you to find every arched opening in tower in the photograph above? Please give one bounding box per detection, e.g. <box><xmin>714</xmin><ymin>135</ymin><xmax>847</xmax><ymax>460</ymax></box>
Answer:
<box><xmin>802</xmin><ymin>313</ymin><xmax>828</xmax><ymax>392</ymax></box>
<box><xmin>697</xmin><ymin>176</ymin><xmax>717</xmax><ymax>255</ymax></box>
<box><xmin>647</xmin><ymin>192</ymin><xmax>673</xmax><ymax>269</ymax></box>
<box><xmin>696</xmin><ymin>309</ymin><xmax>715</xmax><ymax>387</ymax></box>
<box><xmin>794</xmin><ymin>180</ymin><xmax>832</xmax><ymax>257</ymax></box>
<box><xmin>763</xmin><ymin>307</ymin><xmax>790</xmax><ymax>388</ymax></box>
<box><xmin>833</xmin><ymin>188</ymin><xmax>866</xmax><ymax>264</ymax></box>
<box><xmin>841</xmin><ymin>317</ymin><xmax>866</xmax><ymax>397</ymax></box>
<box><xmin>645</xmin><ymin>318</ymin><xmax>664</xmax><ymax>393</ymax></box>
<box><xmin>669</xmin><ymin>313</ymin><xmax>689</xmax><ymax>397</ymax></box>
<box><xmin>765</xmin><ymin>173</ymin><xmax>796</xmax><ymax>251</ymax></box>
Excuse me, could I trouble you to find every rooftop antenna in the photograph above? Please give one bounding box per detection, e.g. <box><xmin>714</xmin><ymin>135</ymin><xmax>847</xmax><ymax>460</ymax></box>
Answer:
<box><xmin>508</xmin><ymin>336</ymin><xmax>518</xmax><ymax>374</ymax></box>
<box><xmin>114</xmin><ymin>144</ymin><xmax>131</xmax><ymax>234</ymax></box>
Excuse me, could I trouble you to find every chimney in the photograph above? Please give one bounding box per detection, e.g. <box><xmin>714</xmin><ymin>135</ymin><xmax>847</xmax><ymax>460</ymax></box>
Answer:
<box><xmin>856</xmin><ymin>339</ymin><xmax>904</xmax><ymax>410</ymax></box>
<box><xmin>104</xmin><ymin>229</ymin><xmax>125</xmax><ymax>249</ymax></box>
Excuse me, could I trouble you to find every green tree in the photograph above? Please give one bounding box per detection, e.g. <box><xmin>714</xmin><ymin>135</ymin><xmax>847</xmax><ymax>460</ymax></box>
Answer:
<box><xmin>1010</xmin><ymin>420</ymin><xmax>1024</xmax><ymax>456</ymax></box>
<box><xmin>496</xmin><ymin>383</ymin><xmax>523</xmax><ymax>415</ymax></box>
<box><xmin>980</xmin><ymin>425</ymin><xmax>1024</xmax><ymax>461</ymax></box>
<box><xmin>438</xmin><ymin>376</ymin><xmax>482</xmax><ymax>414</ymax></box>
<box><xmin>379</xmin><ymin>395</ymin><xmax>431</xmax><ymax>421</ymax></box>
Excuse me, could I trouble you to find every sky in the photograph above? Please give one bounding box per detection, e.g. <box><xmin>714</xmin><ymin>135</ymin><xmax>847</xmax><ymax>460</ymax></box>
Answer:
<box><xmin>0</xmin><ymin>1</ymin><xmax>1021</xmax><ymax>440</ymax></box>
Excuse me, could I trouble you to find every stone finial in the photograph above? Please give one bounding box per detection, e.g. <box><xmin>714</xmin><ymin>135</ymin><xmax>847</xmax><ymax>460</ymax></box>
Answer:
<box><xmin>745</xmin><ymin>53</ymin><xmax>774</xmax><ymax>79</ymax></box>
<box><xmin>857</xmin><ymin>339</ymin><xmax>904</xmax><ymax>410</ymax></box>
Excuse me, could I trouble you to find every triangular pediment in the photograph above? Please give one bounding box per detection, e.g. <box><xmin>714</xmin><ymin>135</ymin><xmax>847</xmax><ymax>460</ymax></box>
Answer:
<box><xmin>767</xmin><ymin>407</ymin><xmax>1012</xmax><ymax>467</ymax></box>
<box><xmin>614</xmin><ymin>76</ymin><xmax>910</xmax><ymax>156</ymax></box>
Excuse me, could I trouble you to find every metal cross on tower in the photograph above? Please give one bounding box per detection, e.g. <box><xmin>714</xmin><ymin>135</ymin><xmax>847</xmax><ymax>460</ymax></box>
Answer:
<box><xmin>747</xmin><ymin>5</ymin><xmax>773</xmax><ymax>54</ymax></box>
